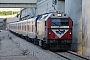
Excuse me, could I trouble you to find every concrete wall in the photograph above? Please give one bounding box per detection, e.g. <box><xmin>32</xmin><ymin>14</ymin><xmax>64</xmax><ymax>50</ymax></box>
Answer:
<box><xmin>58</xmin><ymin>1</ymin><xmax>65</xmax><ymax>13</ymax></box>
<box><xmin>36</xmin><ymin>0</ymin><xmax>65</xmax><ymax>15</ymax></box>
<box><xmin>20</xmin><ymin>8</ymin><xmax>36</xmax><ymax>20</ymax></box>
<box><xmin>36</xmin><ymin>0</ymin><xmax>53</xmax><ymax>15</ymax></box>
<box><xmin>82</xmin><ymin>0</ymin><xmax>90</xmax><ymax>56</ymax></box>
<box><xmin>65</xmin><ymin>0</ymin><xmax>82</xmax><ymax>54</ymax></box>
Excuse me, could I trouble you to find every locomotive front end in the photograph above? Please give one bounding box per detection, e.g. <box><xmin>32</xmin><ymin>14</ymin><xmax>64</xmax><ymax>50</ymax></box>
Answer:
<box><xmin>47</xmin><ymin>13</ymin><xmax>73</xmax><ymax>51</ymax></box>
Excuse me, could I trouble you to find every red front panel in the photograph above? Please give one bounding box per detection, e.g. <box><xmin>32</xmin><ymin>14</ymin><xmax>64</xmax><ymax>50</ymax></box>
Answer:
<box><xmin>47</xmin><ymin>17</ymin><xmax>72</xmax><ymax>40</ymax></box>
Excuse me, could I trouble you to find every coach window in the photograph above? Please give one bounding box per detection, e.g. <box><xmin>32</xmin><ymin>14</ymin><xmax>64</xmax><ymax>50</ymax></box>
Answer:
<box><xmin>32</xmin><ymin>25</ymin><xmax>33</xmax><ymax>32</ymax></box>
<box><xmin>19</xmin><ymin>25</ymin><xmax>20</xmax><ymax>30</ymax></box>
<box><xmin>18</xmin><ymin>24</ymin><xmax>20</xmax><ymax>30</ymax></box>
<box><xmin>20</xmin><ymin>23</ymin><xmax>21</xmax><ymax>30</ymax></box>
<box><xmin>22</xmin><ymin>25</ymin><xmax>23</xmax><ymax>31</ymax></box>
<box><xmin>20</xmin><ymin>24</ymin><xmax>21</xmax><ymax>30</ymax></box>
<box><xmin>29</xmin><ymin>22</ymin><xmax>30</xmax><ymax>32</ymax></box>
<box><xmin>27</xmin><ymin>25</ymin><xmax>29</xmax><ymax>31</ymax></box>
<box><xmin>16</xmin><ymin>25</ymin><xmax>17</xmax><ymax>30</ymax></box>
<box><xmin>25</xmin><ymin>25</ymin><xmax>26</xmax><ymax>31</ymax></box>
<box><xmin>23</xmin><ymin>25</ymin><xmax>24</xmax><ymax>31</ymax></box>
<box><xmin>18</xmin><ymin>25</ymin><xmax>19</xmax><ymax>29</ymax></box>
<box><xmin>22</xmin><ymin>25</ymin><xmax>24</xmax><ymax>31</ymax></box>
<box><xmin>17</xmin><ymin>24</ymin><xmax>18</xmax><ymax>30</ymax></box>
<box><xmin>19</xmin><ymin>23</ymin><xmax>20</xmax><ymax>30</ymax></box>
<box><xmin>18</xmin><ymin>24</ymin><xmax>19</xmax><ymax>30</ymax></box>
<box><xmin>17</xmin><ymin>24</ymin><xmax>19</xmax><ymax>29</ymax></box>
<box><xmin>32</xmin><ymin>22</ymin><xmax>33</xmax><ymax>32</ymax></box>
<box><xmin>33</xmin><ymin>25</ymin><xmax>35</xmax><ymax>33</ymax></box>
<box><xmin>19</xmin><ymin>24</ymin><xmax>21</xmax><ymax>30</ymax></box>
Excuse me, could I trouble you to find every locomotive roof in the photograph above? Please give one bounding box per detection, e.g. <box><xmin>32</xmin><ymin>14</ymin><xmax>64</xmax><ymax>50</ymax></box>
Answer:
<box><xmin>36</xmin><ymin>12</ymin><xmax>69</xmax><ymax>21</ymax></box>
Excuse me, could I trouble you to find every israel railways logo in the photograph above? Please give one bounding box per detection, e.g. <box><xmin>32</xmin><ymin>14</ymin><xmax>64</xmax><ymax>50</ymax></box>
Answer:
<box><xmin>55</xmin><ymin>30</ymin><xmax>65</xmax><ymax>35</ymax></box>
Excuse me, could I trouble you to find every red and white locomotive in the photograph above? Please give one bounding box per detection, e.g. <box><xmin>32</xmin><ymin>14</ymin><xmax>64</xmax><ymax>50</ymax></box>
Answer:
<box><xmin>8</xmin><ymin>12</ymin><xmax>73</xmax><ymax>51</ymax></box>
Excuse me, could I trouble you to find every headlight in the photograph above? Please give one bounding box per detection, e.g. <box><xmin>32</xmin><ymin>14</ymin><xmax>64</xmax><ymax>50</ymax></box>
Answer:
<box><xmin>49</xmin><ymin>32</ymin><xmax>51</xmax><ymax>34</ymax></box>
<box><xmin>70</xmin><ymin>32</ymin><xmax>71</xmax><ymax>34</ymax></box>
<box><xmin>57</xmin><ymin>13</ymin><xmax>62</xmax><ymax>17</ymax></box>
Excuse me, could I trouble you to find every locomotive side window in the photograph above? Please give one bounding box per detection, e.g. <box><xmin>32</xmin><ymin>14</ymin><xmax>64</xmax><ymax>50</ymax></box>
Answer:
<box><xmin>51</xmin><ymin>18</ymin><xmax>68</xmax><ymax>26</ymax></box>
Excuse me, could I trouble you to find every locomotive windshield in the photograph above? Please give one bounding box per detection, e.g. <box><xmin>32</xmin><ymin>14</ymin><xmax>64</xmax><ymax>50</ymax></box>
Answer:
<box><xmin>51</xmin><ymin>18</ymin><xmax>68</xmax><ymax>26</ymax></box>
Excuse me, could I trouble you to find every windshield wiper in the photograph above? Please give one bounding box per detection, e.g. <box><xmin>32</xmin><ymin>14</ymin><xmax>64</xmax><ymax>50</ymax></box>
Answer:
<box><xmin>52</xmin><ymin>22</ymin><xmax>59</xmax><ymax>26</ymax></box>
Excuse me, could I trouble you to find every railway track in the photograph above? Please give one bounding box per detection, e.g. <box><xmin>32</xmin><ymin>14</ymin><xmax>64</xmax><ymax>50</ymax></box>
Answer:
<box><xmin>9</xmin><ymin>31</ymin><xmax>90</xmax><ymax>60</ymax></box>
<box><xmin>67</xmin><ymin>51</ymin><xmax>90</xmax><ymax>60</ymax></box>
<box><xmin>54</xmin><ymin>52</ymin><xmax>71</xmax><ymax>60</ymax></box>
<box><xmin>54</xmin><ymin>51</ymin><xmax>90</xmax><ymax>60</ymax></box>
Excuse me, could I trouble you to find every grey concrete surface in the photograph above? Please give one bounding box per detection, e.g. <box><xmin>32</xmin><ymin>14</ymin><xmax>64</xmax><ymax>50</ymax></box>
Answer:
<box><xmin>1</xmin><ymin>56</ymin><xmax>34</xmax><ymax>60</ymax></box>
<box><xmin>0</xmin><ymin>30</ymin><xmax>35</xmax><ymax>60</ymax></box>
<box><xmin>0</xmin><ymin>30</ymin><xmax>66</xmax><ymax>60</ymax></box>
<box><xmin>82</xmin><ymin>0</ymin><xmax>90</xmax><ymax>57</ymax></box>
<box><xmin>0</xmin><ymin>30</ymin><xmax>89</xmax><ymax>60</ymax></box>
<box><xmin>7</xmin><ymin>31</ymin><xmax>66</xmax><ymax>60</ymax></box>
<box><xmin>65</xmin><ymin>0</ymin><xmax>82</xmax><ymax>54</ymax></box>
